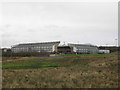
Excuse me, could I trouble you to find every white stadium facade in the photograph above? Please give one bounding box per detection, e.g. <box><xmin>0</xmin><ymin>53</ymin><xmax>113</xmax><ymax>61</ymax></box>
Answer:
<box><xmin>11</xmin><ymin>41</ymin><xmax>60</xmax><ymax>53</ymax></box>
<box><xmin>68</xmin><ymin>43</ymin><xmax>99</xmax><ymax>54</ymax></box>
<box><xmin>11</xmin><ymin>41</ymin><xmax>99</xmax><ymax>54</ymax></box>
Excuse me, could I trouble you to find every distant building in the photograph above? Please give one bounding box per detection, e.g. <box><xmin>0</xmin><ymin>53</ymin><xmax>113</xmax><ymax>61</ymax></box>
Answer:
<box><xmin>98</xmin><ymin>50</ymin><xmax>110</xmax><ymax>54</ymax></box>
<box><xmin>11</xmin><ymin>41</ymin><xmax>60</xmax><ymax>53</ymax></box>
<box><xmin>98</xmin><ymin>46</ymin><xmax>120</xmax><ymax>52</ymax></box>
<box><xmin>11</xmin><ymin>41</ymin><xmax>103</xmax><ymax>54</ymax></box>
<box><xmin>68</xmin><ymin>43</ymin><xmax>99</xmax><ymax>54</ymax></box>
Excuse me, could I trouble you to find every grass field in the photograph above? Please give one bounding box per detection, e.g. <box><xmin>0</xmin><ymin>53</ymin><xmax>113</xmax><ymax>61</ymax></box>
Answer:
<box><xmin>2</xmin><ymin>59</ymin><xmax>59</xmax><ymax>69</ymax></box>
<box><xmin>58</xmin><ymin>53</ymin><xmax>117</xmax><ymax>57</ymax></box>
<box><xmin>2</xmin><ymin>53</ymin><xmax>119</xmax><ymax>88</ymax></box>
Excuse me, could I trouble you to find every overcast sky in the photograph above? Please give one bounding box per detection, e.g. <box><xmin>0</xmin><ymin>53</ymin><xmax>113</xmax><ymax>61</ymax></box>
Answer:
<box><xmin>0</xmin><ymin>1</ymin><xmax>118</xmax><ymax>48</ymax></box>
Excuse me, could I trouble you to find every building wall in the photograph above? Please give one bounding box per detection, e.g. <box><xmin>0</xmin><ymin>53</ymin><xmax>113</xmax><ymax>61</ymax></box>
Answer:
<box><xmin>11</xmin><ymin>42</ymin><xmax>60</xmax><ymax>53</ymax></box>
<box><xmin>68</xmin><ymin>44</ymin><xmax>99</xmax><ymax>54</ymax></box>
<box><xmin>11</xmin><ymin>42</ymin><xmax>99</xmax><ymax>54</ymax></box>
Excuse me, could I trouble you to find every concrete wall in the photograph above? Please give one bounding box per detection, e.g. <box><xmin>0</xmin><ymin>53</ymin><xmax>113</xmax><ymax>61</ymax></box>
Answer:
<box><xmin>68</xmin><ymin>44</ymin><xmax>99</xmax><ymax>54</ymax></box>
<box><xmin>11</xmin><ymin>42</ymin><xmax>60</xmax><ymax>53</ymax></box>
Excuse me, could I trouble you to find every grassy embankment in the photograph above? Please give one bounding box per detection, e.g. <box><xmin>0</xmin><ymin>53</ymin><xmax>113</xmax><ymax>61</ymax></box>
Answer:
<box><xmin>2</xmin><ymin>53</ymin><xmax>116</xmax><ymax>69</ymax></box>
<box><xmin>2</xmin><ymin>53</ymin><xmax>119</xmax><ymax>88</ymax></box>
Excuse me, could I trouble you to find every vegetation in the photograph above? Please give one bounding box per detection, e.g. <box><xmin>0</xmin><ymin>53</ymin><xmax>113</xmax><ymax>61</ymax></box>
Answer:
<box><xmin>58</xmin><ymin>53</ymin><xmax>117</xmax><ymax>57</ymax></box>
<box><xmin>2</xmin><ymin>52</ymin><xmax>50</xmax><ymax>57</ymax></box>
<box><xmin>2</xmin><ymin>53</ymin><xmax>119</xmax><ymax>88</ymax></box>
<box><xmin>2</xmin><ymin>62</ymin><xmax>59</xmax><ymax>69</ymax></box>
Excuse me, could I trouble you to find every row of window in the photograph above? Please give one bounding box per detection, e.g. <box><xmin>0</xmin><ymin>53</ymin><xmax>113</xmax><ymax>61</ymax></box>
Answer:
<box><xmin>12</xmin><ymin>49</ymin><xmax>52</xmax><ymax>52</ymax></box>
<box><xmin>76</xmin><ymin>48</ymin><xmax>98</xmax><ymax>52</ymax></box>
<box><xmin>32</xmin><ymin>46</ymin><xmax>52</xmax><ymax>49</ymax></box>
<box><xmin>12</xmin><ymin>46</ymin><xmax>53</xmax><ymax>52</ymax></box>
<box><xmin>13</xmin><ymin>47</ymin><xmax>52</xmax><ymax>50</ymax></box>
<box><xmin>77</xmin><ymin>49</ymin><xmax>88</xmax><ymax>51</ymax></box>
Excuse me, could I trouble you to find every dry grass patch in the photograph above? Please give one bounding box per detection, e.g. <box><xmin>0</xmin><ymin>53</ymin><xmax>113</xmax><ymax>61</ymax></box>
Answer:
<box><xmin>2</xmin><ymin>54</ymin><xmax>119</xmax><ymax>88</ymax></box>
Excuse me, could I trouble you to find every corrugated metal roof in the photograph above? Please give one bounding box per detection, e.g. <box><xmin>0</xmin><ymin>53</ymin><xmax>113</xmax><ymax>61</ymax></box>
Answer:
<box><xmin>12</xmin><ymin>41</ymin><xmax>60</xmax><ymax>48</ymax></box>
<box><xmin>68</xmin><ymin>43</ymin><xmax>97</xmax><ymax>47</ymax></box>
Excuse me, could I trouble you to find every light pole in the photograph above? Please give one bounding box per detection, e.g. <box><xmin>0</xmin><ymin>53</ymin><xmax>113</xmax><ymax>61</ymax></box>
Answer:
<box><xmin>115</xmin><ymin>39</ymin><xmax>118</xmax><ymax>47</ymax></box>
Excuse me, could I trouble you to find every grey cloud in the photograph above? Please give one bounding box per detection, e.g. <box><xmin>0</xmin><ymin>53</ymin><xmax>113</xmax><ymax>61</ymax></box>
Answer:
<box><xmin>4</xmin><ymin>24</ymin><xmax>11</xmax><ymax>28</ymax></box>
<box><xmin>1</xmin><ymin>2</ymin><xmax>117</xmax><ymax>48</ymax></box>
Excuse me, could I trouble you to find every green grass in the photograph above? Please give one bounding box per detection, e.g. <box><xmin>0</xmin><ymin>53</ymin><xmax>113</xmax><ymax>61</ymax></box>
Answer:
<box><xmin>2</xmin><ymin>62</ymin><xmax>59</xmax><ymax>69</ymax></box>
<box><xmin>2</xmin><ymin>53</ymin><xmax>118</xmax><ymax>88</ymax></box>
<box><xmin>2</xmin><ymin>53</ymin><xmax>118</xmax><ymax>70</ymax></box>
<box><xmin>58</xmin><ymin>53</ymin><xmax>116</xmax><ymax>57</ymax></box>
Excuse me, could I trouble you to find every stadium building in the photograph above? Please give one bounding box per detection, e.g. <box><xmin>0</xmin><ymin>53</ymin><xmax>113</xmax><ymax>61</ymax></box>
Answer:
<box><xmin>11</xmin><ymin>41</ymin><xmax>60</xmax><ymax>53</ymax></box>
<box><xmin>68</xmin><ymin>43</ymin><xmax>99</xmax><ymax>54</ymax></box>
<box><xmin>11</xmin><ymin>41</ymin><xmax>99</xmax><ymax>54</ymax></box>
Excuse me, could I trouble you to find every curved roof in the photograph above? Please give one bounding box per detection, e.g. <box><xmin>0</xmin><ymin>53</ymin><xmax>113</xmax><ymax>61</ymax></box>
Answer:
<box><xmin>12</xmin><ymin>41</ymin><xmax>60</xmax><ymax>48</ymax></box>
<box><xmin>68</xmin><ymin>43</ymin><xmax>97</xmax><ymax>47</ymax></box>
